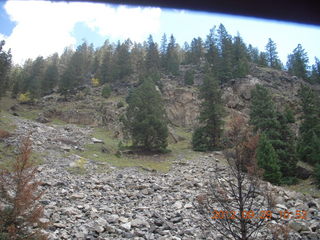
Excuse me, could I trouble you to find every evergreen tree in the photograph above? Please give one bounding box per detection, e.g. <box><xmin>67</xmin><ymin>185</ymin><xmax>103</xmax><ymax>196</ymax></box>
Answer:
<box><xmin>297</xmin><ymin>85</ymin><xmax>320</xmax><ymax>164</ymax></box>
<box><xmin>113</xmin><ymin>39</ymin><xmax>132</xmax><ymax>81</ymax></box>
<box><xmin>189</xmin><ymin>37</ymin><xmax>204</xmax><ymax>65</ymax></box>
<box><xmin>183</xmin><ymin>41</ymin><xmax>192</xmax><ymax>64</ymax></box>
<box><xmin>184</xmin><ymin>69</ymin><xmax>194</xmax><ymax>85</ymax></box>
<box><xmin>287</xmin><ymin>44</ymin><xmax>309</xmax><ymax>79</ymax></box>
<box><xmin>0</xmin><ymin>40</ymin><xmax>12</xmax><ymax>98</ymax></box>
<box><xmin>247</xmin><ymin>44</ymin><xmax>259</xmax><ymax>64</ymax></box>
<box><xmin>145</xmin><ymin>35</ymin><xmax>160</xmax><ymax>76</ymax></box>
<box><xmin>231</xmin><ymin>34</ymin><xmax>249</xmax><ymax>78</ymax></box>
<box><xmin>249</xmin><ymin>85</ymin><xmax>297</xmax><ymax>182</ymax></box>
<box><xmin>205</xmin><ymin>27</ymin><xmax>219</xmax><ymax>74</ymax></box>
<box><xmin>165</xmin><ymin>34</ymin><xmax>180</xmax><ymax>75</ymax></box>
<box><xmin>160</xmin><ymin>33</ymin><xmax>167</xmax><ymax>68</ymax></box>
<box><xmin>130</xmin><ymin>42</ymin><xmax>146</xmax><ymax>76</ymax></box>
<box><xmin>217</xmin><ymin>24</ymin><xmax>233</xmax><ymax>82</ymax></box>
<box><xmin>124</xmin><ymin>77</ymin><xmax>168</xmax><ymax>152</ymax></box>
<box><xmin>41</xmin><ymin>53</ymin><xmax>59</xmax><ymax>95</ymax></box>
<box><xmin>310</xmin><ymin>57</ymin><xmax>320</xmax><ymax>84</ymax></box>
<box><xmin>265</xmin><ymin>38</ymin><xmax>282</xmax><ymax>69</ymax></box>
<box><xmin>192</xmin><ymin>67</ymin><xmax>224</xmax><ymax>151</ymax></box>
<box><xmin>257</xmin><ymin>133</ymin><xmax>282</xmax><ymax>185</ymax></box>
<box><xmin>275</xmin><ymin>111</ymin><xmax>298</xmax><ymax>183</ymax></box>
<box><xmin>28</xmin><ymin>56</ymin><xmax>45</xmax><ymax>98</ymax></box>
<box><xmin>249</xmin><ymin>84</ymin><xmax>279</xmax><ymax>140</ymax></box>
<box><xmin>258</xmin><ymin>52</ymin><xmax>268</xmax><ymax>67</ymax></box>
<box><xmin>100</xmin><ymin>41</ymin><xmax>114</xmax><ymax>84</ymax></box>
<box><xmin>10</xmin><ymin>66</ymin><xmax>24</xmax><ymax>98</ymax></box>
<box><xmin>59</xmin><ymin>52</ymin><xmax>80</xmax><ymax>97</ymax></box>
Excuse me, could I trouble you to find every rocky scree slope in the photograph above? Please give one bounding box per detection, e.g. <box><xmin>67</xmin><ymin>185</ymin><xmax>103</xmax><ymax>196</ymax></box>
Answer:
<box><xmin>1</xmin><ymin>115</ymin><xmax>320</xmax><ymax>240</ymax></box>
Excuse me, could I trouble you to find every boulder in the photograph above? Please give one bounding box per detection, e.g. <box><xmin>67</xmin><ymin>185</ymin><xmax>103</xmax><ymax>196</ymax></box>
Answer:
<box><xmin>296</xmin><ymin>166</ymin><xmax>312</xmax><ymax>180</ymax></box>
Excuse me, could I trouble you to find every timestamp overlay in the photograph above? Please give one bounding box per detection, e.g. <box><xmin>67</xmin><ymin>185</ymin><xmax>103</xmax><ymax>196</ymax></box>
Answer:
<box><xmin>211</xmin><ymin>210</ymin><xmax>307</xmax><ymax>220</ymax></box>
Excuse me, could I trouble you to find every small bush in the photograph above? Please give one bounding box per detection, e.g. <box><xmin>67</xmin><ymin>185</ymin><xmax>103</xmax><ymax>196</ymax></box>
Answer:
<box><xmin>101</xmin><ymin>84</ymin><xmax>112</xmax><ymax>99</ymax></box>
<box><xmin>0</xmin><ymin>136</ymin><xmax>47</xmax><ymax>239</ymax></box>
<box><xmin>0</xmin><ymin>129</ymin><xmax>11</xmax><ymax>139</ymax></box>
<box><xmin>75</xmin><ymin>91</ymin><xmax>86</xmax><ymax>100</ymax></box>
<box><xmin>117</xmin><ymin>101</ymin><xmax>124</xmax><ymax>108</ymax></box>
<box><xmin>184</xmin><ymin>70</ymin><xmax>194</xmax><ymax>85</ymax></box>
<box><xmin>17</xmin><ymin>92</ymin><xmax>31</xmax><ymax>104</ymax></box>
<box><xmin>91</xmin><ymin>78</ymin><xmax>100</xmax><ymax>87</ymax></box>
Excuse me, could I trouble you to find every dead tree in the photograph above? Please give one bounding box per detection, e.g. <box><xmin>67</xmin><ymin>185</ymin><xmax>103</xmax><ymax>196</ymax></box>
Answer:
<box><xmin>195</xmin><ymin>114</ymin><xmax>275</xmax><ymax>240</ymax></box>
<box><xmin>0</xmin><ymin>136</ymin><xmax>47</xmax><ymax>240</ymax></box>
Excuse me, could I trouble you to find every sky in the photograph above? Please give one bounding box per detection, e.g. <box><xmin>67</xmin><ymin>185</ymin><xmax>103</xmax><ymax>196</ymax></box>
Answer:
<box><xmin>0</xmin><ymin>0</ymin><xmax>320</xmax><ymax>66</ymax></box>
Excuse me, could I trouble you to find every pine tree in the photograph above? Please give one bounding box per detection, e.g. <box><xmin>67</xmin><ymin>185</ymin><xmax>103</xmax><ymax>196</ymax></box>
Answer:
<box><xmin>160</xmin><ymin>33</ymin><xmax>167</xmax><ymax>68</ymax></box>
<box><xmin>113</xmin><ymin>39</ymin><xmax>132</xmax><ymax>81</ymax></box>
<box><xmin>124</xmin><ymin>77</ymin><xmax>168</xmax><ymax>152</ymax></box>
<box><xmin>297</xmin><ymin>85</ymin><xmax>320</xmax><ymax>164</ymax></box>
<box><xmin>249</xmin><ymin>84</ymin><xmax>279</xmax><ymax>140</ymax></box>
<box><xmin>192</xmin><ymin>67</ymin><xmax>224</xmax><ymax>151</ymax></box>
<box><xmin>10</xmin><ymin>66</ymin><xmax>24</xmax><ymax>98</ymax></box>
<box><xmin>205</xmin><ymin>27</ymin><xmax>219</xmax><ymax>74</ymax></box>
<box><xmin>100</xmin><ymin>41</ymin><xmax>114</xmax><ymax>84</ymax></box>
<box><xmin>184</xmin><ymin>69</ymin><xmax>194</xmax><ymax>85</ymax></box>
<box><xmin>165</xmin><ymin>34</ymin><xmax>180</xmax><ymax>75</ymax></box>
<box><xmin>41</xmin><ymin>53</ymin><xmax>59</xmax><ymax>95</ymax></box>
<box><xmin>247</xmin><ymin>44</ymin><xmax>259</xmax><ymax>64</ymax></box>
<box><xmin>190</xmin><ymin>37</ymin><xmax>204</xmax><ymax>65</ymax></box>
<box><xmin>310</xmin><ymin>57</ymin><xmax>320</xmax><ymax>84</ymax></box>
<box><xmin>257</xmin><ymin>133</ymin><xmax>282</xmax><ymax>185</ymax></box>
<box><xmin>275</xmin><ymin>111</ymin><xmax>298</xmax><ymax>183</ymax></box>
<box><xmin>258</xmin><ymin>52</ymin><xmax>268</xmax><ymax>67</ymax></box>
<box><xmin>130</xmin><ymin>42</ymin><xmax>145</xmax><ymax>76</ymax></box>
<box><xmin>28</xmin><ymin>56</ymin><xmax>45</xmax><ymax>98</ymax></box>
<box><xmin>0</xmin><ymin>40</ymin><xmax>12</xmax><ymax>99</ymax></box>
<box><xmin>249</xmin><ymin>85</ymin><xmax>297</xmax><ymax>183</ymax></box>
<box><xmin>287</xmin><ymin>44</ymin><xmax>309</xmax><ymax>79</ymax></box>
<box><xmin>265</xmin><ymin>38</ymin><xmax>282</xmax><ymax>69</ymax></box>
<box><xmin>232</xmin><ymin>34</ymin><xmax>249</xmax><ymax>78</ymax></box>
<box><xmin>217</xmin><ymin>24</ymin><xmax>233</xmax><ymax>82</ymax></box>
<box><xmin>145</xmin><ymin>35</ymin><xmax>160</xmax><ymax>75</ymax></box>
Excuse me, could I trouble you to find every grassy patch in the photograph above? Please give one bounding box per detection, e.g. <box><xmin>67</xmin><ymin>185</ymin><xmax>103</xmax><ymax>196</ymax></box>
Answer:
<box><xmin>284</xmin><ymin>161</ymin><xmax>320</xmax><ymax>198</ymax></box>
<box><xmin>0</xmin><ymin>112</ymin><xmax>17</xmax><ymax>132</ymax></box>
<box><xmin>49</xmin><ymin>118</ymin><xmax>67</xmax><ymax>125</ymax></box>
<box><xmin>0</xmin><ymin>95</ymin><xmax>17</xmax><ymax>112</ymax></box>
<box><xmin>71</xmin><ymin>126</ymin><xmax>172</xmax><ymax>172</ymax></box>
<box><xmin>0</xmin><ymin>142</ymin><xmax>45</xmax><ymax>170</ymax></box>
<box><xmin>18</xmin><ymin>108</ymin><xmax>41</xmax><ymax>120</ymax></box>
<box><xmin>285</xmin><ymin>178</ymin><xmax>320</xmax><ymax>198</ymax></box>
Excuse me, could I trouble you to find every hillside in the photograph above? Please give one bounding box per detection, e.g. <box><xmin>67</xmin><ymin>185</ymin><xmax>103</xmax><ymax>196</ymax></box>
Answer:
<box><xmin>1</xmin><ymin>63</ymin><xmax>320</xmax><ymax>239</ymax></box>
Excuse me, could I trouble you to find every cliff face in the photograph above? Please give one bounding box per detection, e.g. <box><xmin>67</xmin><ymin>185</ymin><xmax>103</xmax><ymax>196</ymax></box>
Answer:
<box><xmin>162</xmin><ymin>82</ymin><xmax>200</xmax><ymax>128</ymax></box>
<box><xmin>222</xmin><ymin>67</ymin><xmax>305</xmax><ymax>116</ymax></box>
<box><xmin>162</xmin><ymin>65</ymin><xmax>312</xmax><ymax>129</ymax></box>
<box><xmin>33</xmin><ymin>65</ymin><xmax>318</xmax><ymax>133</ymax></box>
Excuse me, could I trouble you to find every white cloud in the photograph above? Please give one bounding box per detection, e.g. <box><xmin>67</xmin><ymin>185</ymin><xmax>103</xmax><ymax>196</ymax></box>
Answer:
<box><xmin>4</xmin><ymin>0</ymin><xmax>161</xmax><ymax>64</ymax></box>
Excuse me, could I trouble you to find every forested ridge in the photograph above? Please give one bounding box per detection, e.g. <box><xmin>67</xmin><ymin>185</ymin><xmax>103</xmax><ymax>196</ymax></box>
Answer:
<box><xmin>1</xmin><ymin>23</ymin><xmax>320</xmax><ymax>240</ymax></box>
<box><xmin>1</xmin><ymin>24</ymin><xmax>320</xmax><ymax>101</ymax></box>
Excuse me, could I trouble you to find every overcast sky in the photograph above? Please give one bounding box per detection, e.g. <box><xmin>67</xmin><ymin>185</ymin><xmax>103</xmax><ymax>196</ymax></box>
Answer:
<box><xmin>1</xmin><ymin>0</ymin><xmax>319</xmax><ymax>65</ymax></box>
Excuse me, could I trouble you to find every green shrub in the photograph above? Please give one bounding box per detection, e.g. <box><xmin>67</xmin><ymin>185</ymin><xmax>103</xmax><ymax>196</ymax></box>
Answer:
<box><xmin>101</xmin><ymin>84</ymin><xmax>112</xmax><ymax>99</ymax></box>
<box><xmin>184</xmin><ymin>70</ymin><xmax>194</xmax><ymax>85</ymax></box>
<box><xmin>192</xmin><ymin>127</ymin><xmax>210</xmax><ymax>151</ymax></box>
<box><xmin>117</xmin><ymin>101</ymin><xmax>124</xmax><ymax>108</ymax></box>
